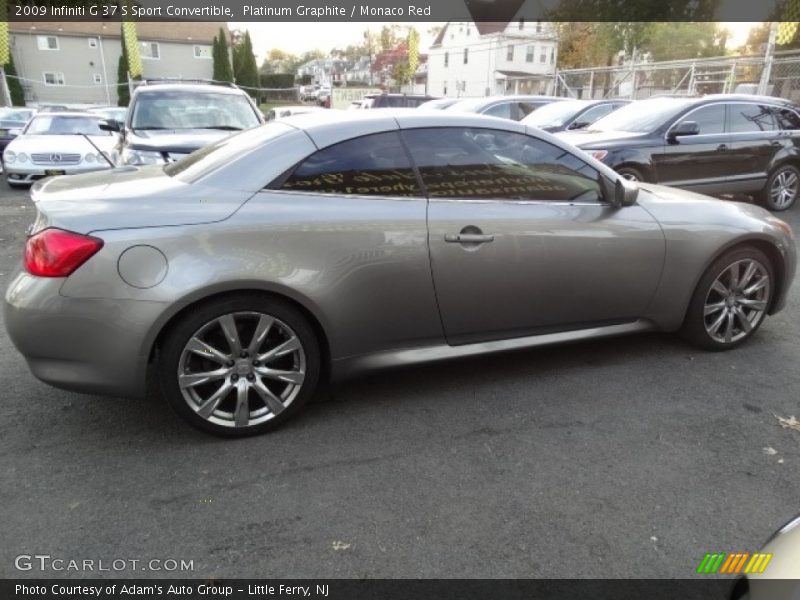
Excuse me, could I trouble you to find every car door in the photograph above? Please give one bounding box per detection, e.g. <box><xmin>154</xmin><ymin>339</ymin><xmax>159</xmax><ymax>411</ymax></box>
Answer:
<box><xmin>401</xmin><ymin>126</ymin><xmax>665</xmax><ymax>345</ymax></box>
<box><xmin>726</xmin><ymin>102</ymin><xmax>781</xmax><ymax>190</ymax></box>
<box><xmin>654</xmin><ymin>103</ymin><xmax>730</xmax><ymax>193</ymax></box>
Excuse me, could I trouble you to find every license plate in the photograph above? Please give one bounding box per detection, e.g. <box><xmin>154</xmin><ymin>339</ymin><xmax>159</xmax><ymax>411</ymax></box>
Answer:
<box><xmin>44</xmin><ymin>169</ymin><xmax>66</xmax><ymax>176</ymax></box>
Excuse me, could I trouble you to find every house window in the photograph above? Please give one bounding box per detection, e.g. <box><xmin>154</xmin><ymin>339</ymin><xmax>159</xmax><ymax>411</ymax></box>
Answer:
<box><xmin>37</xmin><ymin>36</ymin><xmax>59</xmax><ymax>51</ymax></box>
<box><xmin>444</xmin><ymin>52</ymin><xmax>449</xmax><ymax>67</ymax></box>
<box><xmin>550</xmin><ymin>47</ymin><xmax>555</xmax><ymax>64</ymax></box>
<box><xmin>443</xmin><ymin>84</ymin><xmax>447</xmax><ymax>95</ymax></box>
<box><xmin>193</xmin><ymin>45</ymin><xmax>212</xmax><ymax>59</ymax></box>
<box><xmin>93</xmin><ymin>73</ymin><xmax>102</xmax><ymax>84</ymax></box>
<box><xmin>519</xmin><ymin>19</ymin><xmax>525</xmax><ymax>30</ymax></box>
<box><xmin>140</xmin><ymin>41</ymin><xmax>160</xmax><ymax>60</ymax></box>
<box><xmin>526</xmin><ymin>45</ymin><xmax>535</xmax><ymax>63</ymax></box>
<box><xmin>540</xmin><ymin>47</ymin><xmax>547</xmax><ymax>63</ymax></box>
<box><xmin>88</xmin><ymin>37</ymin><xmax>98</xmax><ymax>49</ymax></box>
<box><xmin>43</xmin><ymin>72</ymin><xmax>65</xmax><ymax>86</ymax></box>
<box><xmin>507</xmin><ymin>45</ymin><xmax>514</xmax><ymax>61</ymax></box>
<box><xmin>536</xmin><ymin>20</ymin><xmax>542</xmax><ymax>33</ymax></box>
<box><xmin>463</xmin><ymin>48</ymin><xmax>469</xmax><ymax>64</ymax></box>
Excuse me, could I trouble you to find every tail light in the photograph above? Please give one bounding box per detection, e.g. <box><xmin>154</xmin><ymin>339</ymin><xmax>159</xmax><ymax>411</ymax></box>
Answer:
<box><xmin>24</xmin><ymin>228</ymin><xmax>104</xmax><ymax>277</ymax></box>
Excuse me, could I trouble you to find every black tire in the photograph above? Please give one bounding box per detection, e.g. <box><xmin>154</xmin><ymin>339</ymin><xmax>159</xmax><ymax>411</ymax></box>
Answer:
<box><xmin>158</xmin><ymin>293</ymin><xmax>321</xmax><ymax>437</ymax></box>
<box><xmin>681</xmin><ymin>246</ymin><xmax>774</xmax><ymax>351</ymax></box>
<box><xmin>616</xmin><ymin>166</ymin><xmax>645</xmax><ymax>182</ymax></box>
<box><xmin>757</xmin><ymin>164</ymin><xmax>800</xmax><ymax>211</ymax></box>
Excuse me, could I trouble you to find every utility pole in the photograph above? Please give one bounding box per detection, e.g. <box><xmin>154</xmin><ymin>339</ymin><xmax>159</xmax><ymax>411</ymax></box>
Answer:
<box><xmin>758</xmin><ymin>21</ymin><xmax>778</xmax><ymax>95</ymax></box>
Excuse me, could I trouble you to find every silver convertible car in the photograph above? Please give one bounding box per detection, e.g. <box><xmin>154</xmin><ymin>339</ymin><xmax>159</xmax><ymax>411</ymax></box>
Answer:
<box><xmin>3</xmin><ymin>111</ymin><xmax>796</xmax><ymax>436</ymax></box>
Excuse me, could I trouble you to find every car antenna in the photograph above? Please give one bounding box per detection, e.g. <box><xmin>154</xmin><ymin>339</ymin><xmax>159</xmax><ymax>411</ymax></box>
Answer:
<box><xmin>81</xmin><ymin>134</ymin><xmax>115</xmax><ymax>168</ymax></box>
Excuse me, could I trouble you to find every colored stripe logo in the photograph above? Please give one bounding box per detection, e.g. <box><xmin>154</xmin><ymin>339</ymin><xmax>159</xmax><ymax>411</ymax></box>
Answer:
<box><xmin>696</xmin><ymin>552</ymin><xmax>773</xmax><ymax>574</ymax></box>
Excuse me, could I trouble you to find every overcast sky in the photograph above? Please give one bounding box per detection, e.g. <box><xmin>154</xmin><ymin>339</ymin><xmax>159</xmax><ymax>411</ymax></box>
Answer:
<box><xmin>231</xmin><ymin>22</ymin><xmax>440</xmax><ymax>58</ymax></box>
<box><xmin>232</xmin><ymin>22</ymin><xmax>756</xmax><ymax>62</ymax></box>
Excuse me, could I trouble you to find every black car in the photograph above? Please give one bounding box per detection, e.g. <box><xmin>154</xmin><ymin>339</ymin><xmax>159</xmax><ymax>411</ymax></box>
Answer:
<box><xmin>0</xmin><ymin>107</ymin><xmax>36</xmax><ymax>156</ymax></box>
<box><xmin>100</xmin><ymin>81</ymin><xmax>264</xmax><ymax>165</ymax></box>
<box><xmin>522</xmin><ymin>98</ymin><xmax>630</xmax><ymax>132</ymax></box>
<box><xmin>446</xmin><ymin>95</ymin><xmax>565</xmax><ymax>121</ymax></box>
<box><xmin>557</xmin><ymin>94</ymin><xmax>800</xmax><ymax>211</ymax></box>
<box><xmin>363</xmin><ymin>93</ymin><xmax>438</xmax><ymax>108</ymax></box>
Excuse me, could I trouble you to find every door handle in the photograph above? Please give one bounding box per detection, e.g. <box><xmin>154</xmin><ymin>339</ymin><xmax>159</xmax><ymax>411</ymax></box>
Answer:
<box><xmin>444</xmin><ymin>233</ymin><xmax>495</xmax><ymax>244</ymax></box>
<box><xmin>717</xmin><ymin>144</ymin><xmax>728</xmax><ymax>151</ymax></box>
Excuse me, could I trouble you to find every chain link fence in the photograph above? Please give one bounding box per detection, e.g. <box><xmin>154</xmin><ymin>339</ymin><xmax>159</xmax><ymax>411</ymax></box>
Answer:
<box><xmin>554</xmin><ymin>50</ymin><xmax>800</xmax><ymax>103</ymax></box>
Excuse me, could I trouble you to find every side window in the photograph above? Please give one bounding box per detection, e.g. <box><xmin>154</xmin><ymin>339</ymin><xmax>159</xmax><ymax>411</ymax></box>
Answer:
<box><xmin>677</xmin><ymin>104</ymin><xmax>725</xmax><ymax>135</ymax></box>
<box><xmin>572</xmin><ymin>104</ymin><xmax>614</xmax><ymax>128</ymax></box>
<box><xmin>402</xmin><ymin>127</ymin><xmax>604</xmax><ymax>203</ymax></box>
<box><xmin>770</xmin><ymin>107</ymin><xmax>800</xmax><ymax>130</ymax></box>
<box><xmin>728</xmin><ymin>104</ymin><xmax>777</xmax><ymax>133</ymax></box>
<box><xmin>280</xmin><ymin>132</ymin><xmax>421</xmax><ymax>197</ymax></box>
<box><xmin>517</xmin><ymin>102</ymin><xmax>541</xmax><ymax>118</ymax></box>
<box><xmin>483</xmin><ymin>102</ymin><xmax>513</xmax><ymax>119</ymax></box>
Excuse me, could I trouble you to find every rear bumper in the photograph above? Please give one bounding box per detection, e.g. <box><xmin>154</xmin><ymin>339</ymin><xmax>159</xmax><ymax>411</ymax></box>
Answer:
<box><xmin>3</xmin><ymin>270</ymin><xmax>167</xmax><ymax>399</ymax></box>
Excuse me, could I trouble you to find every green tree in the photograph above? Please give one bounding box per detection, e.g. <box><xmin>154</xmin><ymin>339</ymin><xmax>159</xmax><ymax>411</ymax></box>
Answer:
<box><xmin>642</xmin><ymin>22</ymin><xmax>728</xmax><ymax>61</ymax></box>
<box><xmin>213</xmin><ymin>28</ymin><xmax>233</xmax><ymax>82</ymax></box>
<box><xmin>117</xmin><ymin>28</ymin><xmax>130</xmax><ymax>106</ymax></box>
<box><xmin>5</xmin><ymin>54</ymin><xmax>26</xmax><ymax>106</ymax></box>
<box><xmin>233</xmin><ymin>31</ymin><xmax>259</xmax><ymax>97</ymax></box>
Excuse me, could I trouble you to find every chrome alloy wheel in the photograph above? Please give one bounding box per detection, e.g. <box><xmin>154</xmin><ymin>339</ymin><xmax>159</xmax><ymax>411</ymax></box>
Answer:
<box><xmin>770</xmin><ymin>168</ymin><xmax>799</xmax><ymax>210</ymax></box>
<box><xmin>703</xmin><ymin>259</ymin><xmax>770</xmax><ymax>344</ymax></box>
<box><xmin>177</xmin><ymin>312</ymin><xmax>306</xmax><ymax>428</ymax></box>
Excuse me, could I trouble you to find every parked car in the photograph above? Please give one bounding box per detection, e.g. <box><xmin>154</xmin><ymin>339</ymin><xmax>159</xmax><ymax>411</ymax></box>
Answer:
<box><xmin>3</xmin><ymin>112</ymin><xmax>115</xmax><ymax>186</ymax></box>
<box><xmin>523</xmin><ymin>99</ymin><xmax>630</xmax><ymax>132</ymax></box>
<box><xmin>0</xmin><ymin>107</ymin><xmax>37</xmax><ymax>158</ymax></box>
<box><xmin>362</xmin><ymin>93</ymin><xmax>438</xmax><ymax>108</ymax></box>
<box><xmin>446</xmin><ymin>95</ymin><xmax>565</xmax><ymax>121</ymax></box>
<box><xmin>4</xmin><ymin>111</ymin><xmax>795</xmax><ymax>436</ymax></box>
<box><xmin>88</xmin><ymin>106</ymin><xmax>128</xmax><ymax>123</ymax></box>
<box><xmin>557</xmin><ymin>94</ymin><xmax>800</xmax><ymax>211</ymax></box>
<box><xmin>265</xmin><ymin>105</ymin><xmax>324</xmax><ymax>121</ymax></box>
<box><xmin>417</xmin><ymin>97</ymin><xmax>461</xmax><ymax>110</ymax></box>
<box><xmin>101</xmin><ymin>81</ymin><xmax>264</xmax><ymax>165</ymax></box>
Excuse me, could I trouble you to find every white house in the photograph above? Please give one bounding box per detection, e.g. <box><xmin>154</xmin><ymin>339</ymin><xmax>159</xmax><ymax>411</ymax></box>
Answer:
<box><xmin>427</xmin><ymin>20</ymin><xmax>558</xmax><ymax>98</ymax></box>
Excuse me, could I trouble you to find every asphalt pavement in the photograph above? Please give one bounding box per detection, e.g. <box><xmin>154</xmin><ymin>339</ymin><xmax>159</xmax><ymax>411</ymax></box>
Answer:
<box><xmin>0</xmin><ymin>183</ymin><xmax>798</xmax><ymax>579</ymax></box>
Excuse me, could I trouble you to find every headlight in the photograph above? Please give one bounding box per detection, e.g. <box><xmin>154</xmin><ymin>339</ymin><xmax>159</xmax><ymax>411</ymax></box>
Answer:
<box><xmin>589</xmin><ymin>150</ymin><xmax>608</xmax><ymax>161</ymax></box>
<box><xmin>17</xmin><ymin>152</ymin><xmax>28</xmax><ymax>163</ymax></box>
<box><xmin>121</xmin><ymin>148</ymin><xmax>164</xmax><ymax>166</ymax></box>
<box><xmin>4</xmin><ymin>150</ymin><xmax>16</xmax><ymax>164</ymax></box>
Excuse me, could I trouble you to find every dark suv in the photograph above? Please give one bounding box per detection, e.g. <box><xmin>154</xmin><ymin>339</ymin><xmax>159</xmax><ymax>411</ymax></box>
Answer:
<box><xmin>557</xmin><ymin>94</ymin><xmax>800</xmax><ymax>211</ymax></box>
<box><xmin>101</xmin><ymin>81</ymin><xmax>264</xmax><ymax>165</ymax></box>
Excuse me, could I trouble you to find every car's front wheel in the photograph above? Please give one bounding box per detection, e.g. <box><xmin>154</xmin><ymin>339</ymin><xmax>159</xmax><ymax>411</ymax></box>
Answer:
<box><xmin>159</xmin><ymin>294</ymin><xmax>320</xmax><ymax>436</ymax></box>
<box><xmin>759</xmin><ymin>164</ymin><xmax>800</xmax><ymax>211</ymax></box>
<box><xmin>616</xmin><ymin>166</ymin><xmax>645</xmax><ymax>182</ymax></box>
<box><xmin>681</xmin><ymin>247</ymin><xmax>774</xmax><ymax>351</ymax></box>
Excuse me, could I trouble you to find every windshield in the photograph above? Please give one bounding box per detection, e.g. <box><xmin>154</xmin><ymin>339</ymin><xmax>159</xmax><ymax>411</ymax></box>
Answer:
<box><xmin>164</xmin><ymin>122</ymin><xmax>293</xmax><ymax>182</ymax></box>
<box><xmin>24</xmin><ymin>115</ymin><xmax>109</xmax><ymax>135</ymax></box>
<box><xmin>0</xmin><ymin>109</ymin><xmax>34</xmax><ymax>123</ymax></box>
<box><xmin>131</xmin><ymin>91</ymin><xmax>261</xmax><ymax>131</ymax></box>
<box><xmin>588</xmin><ymin>98</ymin><xmax>693</xmax><ymax>133</ymax></box>
<box><xmin>524</xmin><ymin>101</ymin><xmax>588</xmax><ymax>127</ymax></box>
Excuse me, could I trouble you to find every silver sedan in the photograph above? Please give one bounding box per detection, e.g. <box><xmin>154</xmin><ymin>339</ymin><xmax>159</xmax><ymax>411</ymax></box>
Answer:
<box><xmin>3</xmin><ymin>111</ymin><xmax>796</xmax><ymax>436</ymax></box>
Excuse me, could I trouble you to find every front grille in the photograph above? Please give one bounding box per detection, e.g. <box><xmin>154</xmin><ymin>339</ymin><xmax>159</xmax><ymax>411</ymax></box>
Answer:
<box><xmin>31</xmin><ymin>153</ymin><xmax>82</xmax><ymax>165</ymax></box>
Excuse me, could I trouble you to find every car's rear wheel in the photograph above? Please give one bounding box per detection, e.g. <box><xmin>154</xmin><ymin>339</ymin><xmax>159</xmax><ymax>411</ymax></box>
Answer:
<box><xmin>159</xmin><ymin>294</ymin><xmax>320</xmax><ymax>437</ymax></box>
<box><xmin>758</xmin><ymin>164</ymin><xmax>800</xmax><ymax>211</ymax></box>
<box><xmin>616</xmin><ymin>166</ymin><xmax>644</xmax><ymax>182</ymax></box>
<box><xmin>681</xmin><ymin>247</ymin><xmax>774</xmax><ymax>351</ymax></box>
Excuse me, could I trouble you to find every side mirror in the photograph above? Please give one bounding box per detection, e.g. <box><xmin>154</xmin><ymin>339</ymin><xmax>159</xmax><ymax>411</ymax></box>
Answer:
<box><xmin>615</xmin><ymin>176</ymin><xmax>639</xmax><ymax>207</ymax></box>
<box><xmin>667</xmin><ymin>120</ymin><xmax>699</xmax><ymax>142</ymax></box>
<box><xmin>98</xmin><ymin>119</ymin><xmax>121</xmax><ymax>133</ymax></box>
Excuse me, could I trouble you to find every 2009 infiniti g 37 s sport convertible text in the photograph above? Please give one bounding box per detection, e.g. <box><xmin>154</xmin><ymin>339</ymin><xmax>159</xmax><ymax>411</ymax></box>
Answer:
<box><xmin>3</xmin><ymin>111</ymin><xmax>796</xmax><ymax>436</ymax></box>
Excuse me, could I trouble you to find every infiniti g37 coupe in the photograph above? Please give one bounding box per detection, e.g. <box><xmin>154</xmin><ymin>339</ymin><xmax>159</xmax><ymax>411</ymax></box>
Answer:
<box><xmin>557</xmin><ymin>94</ymin><xmax>800</xmax><ymax>211</ymax></box>
<box><xmin>3</xmin><ymin>111</ymin><xmax>796</xmax><ymax>436</ymax></box>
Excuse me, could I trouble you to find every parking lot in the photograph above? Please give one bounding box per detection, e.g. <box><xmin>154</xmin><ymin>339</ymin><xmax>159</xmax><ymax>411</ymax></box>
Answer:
<box><xmin>0</xmin><ymin>181</ymin><xmax>798</xmax><ymax>579</ymax></box>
